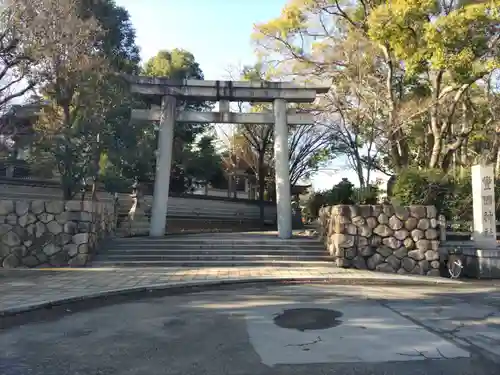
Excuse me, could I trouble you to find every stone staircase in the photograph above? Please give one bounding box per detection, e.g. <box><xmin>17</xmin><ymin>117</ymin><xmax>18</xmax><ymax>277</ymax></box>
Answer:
<box><xmin>91</xmin><ymin>232</ymin><xmax>331</xmax><ymax>268</ymax></box>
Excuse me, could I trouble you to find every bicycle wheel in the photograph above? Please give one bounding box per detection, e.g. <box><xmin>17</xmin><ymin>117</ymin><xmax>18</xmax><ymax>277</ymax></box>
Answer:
<box><xmin>448</xmin><ymin>255</ymin><xmax>463</xmax><ymax>279</ymax></box>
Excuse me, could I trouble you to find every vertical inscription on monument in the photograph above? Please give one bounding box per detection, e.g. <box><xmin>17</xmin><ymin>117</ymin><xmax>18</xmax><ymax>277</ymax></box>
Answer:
<box><xmin>482</xmin><ymin>176</ymin><xmax>495</xmax><ymax>237</ymax></box>
<box><xmin>472</xmin><ymin>165</ymin><xmax>497</xmax><ymax>247</ymax></box>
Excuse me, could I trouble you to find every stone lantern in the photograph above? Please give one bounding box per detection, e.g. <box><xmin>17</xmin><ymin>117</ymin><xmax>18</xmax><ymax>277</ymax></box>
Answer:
<box><xmin>125</xmin><ymin>181</ymin><xmax>149</xmax><ymax>236</ymax></box>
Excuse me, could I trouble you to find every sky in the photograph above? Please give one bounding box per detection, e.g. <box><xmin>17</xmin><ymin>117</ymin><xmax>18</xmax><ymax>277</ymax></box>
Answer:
<box><xmin>114</xmin><ymin>0</ymin><xmax>381</xmax><ymax>191</ymax></box>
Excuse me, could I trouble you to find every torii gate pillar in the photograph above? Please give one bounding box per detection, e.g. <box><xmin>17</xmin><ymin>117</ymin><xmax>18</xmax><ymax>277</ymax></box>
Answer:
<box><xmin>273</xmin><ymin>98</ymin><xmax>292</xmax><ymax>239</ymax></box>
<box><xmin>149</xmin><ymin>95</ymin><xmax>176</xmax><ymax>236</ymax></box>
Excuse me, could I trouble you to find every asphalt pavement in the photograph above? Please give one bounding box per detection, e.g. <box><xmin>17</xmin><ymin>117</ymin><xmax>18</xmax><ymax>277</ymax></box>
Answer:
<box><xmin>1</xmin><ymin>283</ymin><xmax>499</xmax><ymax>374</ymax></box>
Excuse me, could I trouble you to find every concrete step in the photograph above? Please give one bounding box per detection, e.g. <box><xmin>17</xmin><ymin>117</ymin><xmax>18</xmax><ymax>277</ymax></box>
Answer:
<box><xmin>114</xmin><ymin>228</ymin><xmax>275</xmax><ymax>236</ymax></box>
<box><xmin>95</xmin><ymin>253</ymin><xmax>330</xmax><ymax>261</ymax></box>
<box><xmin>106</xmin><ymin>243</ymin><xmax>324</xmax><ymax>251</ymax></box>
<box><xmin>102</xmin><ymin>249</ymin><xmax>326</xmax><ymax>256</ymax></box>
<box><xmin>90</xmin><ymin>259</ymin><xmax>333</xmax><ymax>268</ymax></box>
<box><xmin>94</xmin><ymin>232</ymin><xmax>328</xmax><ymax>268</ymax></box>
<box><xmin>108</xmin><ymin>236</ymin><xmax>321</xmax><ymax>243</ymax></box>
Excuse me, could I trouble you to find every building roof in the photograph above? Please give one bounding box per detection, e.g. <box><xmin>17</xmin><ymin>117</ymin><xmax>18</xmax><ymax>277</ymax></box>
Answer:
<box><xmin>0</xmin><ymin>101</ymin><xmax>46</xmax><ymax>137</ymax></box>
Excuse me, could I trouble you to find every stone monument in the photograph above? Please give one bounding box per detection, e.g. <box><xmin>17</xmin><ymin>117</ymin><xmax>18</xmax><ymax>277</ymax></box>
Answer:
<box><xmin>467</xmin><ymin>164</ymin><xmax>500</xmax><ymax>278</ymax></box>
<box><xmin>472</xmin><ymin>164</ymin><xmax>497</xmax><ymax>248</ymax></box>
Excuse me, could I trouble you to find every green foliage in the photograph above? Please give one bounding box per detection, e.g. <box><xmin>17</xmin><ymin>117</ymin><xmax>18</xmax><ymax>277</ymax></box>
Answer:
<box><xmin>304</xmin><ymin>178</ymin><xmax>355</xmax><ymax>219</ymax></box>
<box><xmin>142</xmin><ymin>49</ymin><xmax>209</xmax><ymax>145</ymax></box>
<box><xmin>98</xmin><ymin>152</ymin><xmax>133</xmax><ymax>193</ymax></box>
<box><xmin>169</xmin><ymin>134</ymin><xmax>223</xmax><ymax>193</ymax></box>
<box><xmin>141</xmin><ymin>49</ymin><xmax>216</xmax><ymax>192</ymax></box>
<box><xmin>354</xmin><ymin>185</ymin><xmax>380</xmax><ymax>204</ymax></box>
<box><xmin>143</xmin><ymin>49</ymin><xmax>203</xmax><ymax>80</ymax></box>
<box><xmin>367</xmin><ymin>1</ymin><xmax>500</xmax><ymax>78</ymax></box>
<box><xmin>186</xmin><ymin>135</ymin><xmax>222</xmax><ymax>185</ymax></box>
<box><xmin>17</xmin><ymin>0</ymin><xmax>142</xmax><ymax>199</ymax></box>
<box><xmin>100</xmin><ymin>49</ymin><xmax>221</xmax><ymax>194</ymax></box>
<box><xmin>391</xmin><ymin>168</ymin><xmax>500</xmax><ymax>228</ymax></box>
<box><xmin>78</xmin><ymin>0</ymin><xmax>141</xmax><ymax>74</ymax></box>
<box><xmin>253</xmin><ymin>0</ymin><xmax>500</xmax><ymax>175</ymax></box>
<box><xmin>303</xmin><ymin>178</ymin><xmax>382</xmax><ymax>220</ymax></box>
<box><xmin>392</xmin><ymin>168</ymin><xmax>452</xmax><ymax>214</ymax></box>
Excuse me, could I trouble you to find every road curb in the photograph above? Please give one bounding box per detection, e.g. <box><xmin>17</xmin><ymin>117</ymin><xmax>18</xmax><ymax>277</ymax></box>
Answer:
<box><xmin>0</xmin><ymin>276</ymin><xmax>463</xmax><ymax>318</ymax></box>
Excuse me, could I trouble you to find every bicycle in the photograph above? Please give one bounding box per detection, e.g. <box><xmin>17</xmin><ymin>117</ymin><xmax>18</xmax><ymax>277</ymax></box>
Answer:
<box><xmin>447</xmin><ymin>248</ymin><xmax>464</xmax><ymax>279</ymax></box>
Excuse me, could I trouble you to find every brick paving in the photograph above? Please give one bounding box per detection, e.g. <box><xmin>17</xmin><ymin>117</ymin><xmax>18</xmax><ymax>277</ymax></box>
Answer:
<box><xmin>0</xmin><ymin>266</ymin><xmax>462</xmax><ymax>316</ymax></box>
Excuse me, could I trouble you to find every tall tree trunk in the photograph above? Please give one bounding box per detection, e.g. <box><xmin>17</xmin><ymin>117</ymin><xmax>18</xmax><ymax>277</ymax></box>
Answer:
<box><xmin>352</xmin><ymin>138</ymin><xmax>366</xmax><ymax>187</ymax></box>
<box><xmin>61</xmin><ymin>171</ymin><xmax>74</xmax><ymax>201</ymax></box>
<box><xmin>495</xmin><ymin>146</ymin><xmax>500</xmax><ymax>176</ymax></box>
<box><xmin>381</xmin><ymin>45</ymin><xmax>407</xmax><ymax>171</ymax></box>
<box><xmin>91</xmin><ymin>182</ymin><xmax>97</xmax><ymax>201</ymax></box>
<box><xmin>428</xmin><ymin>73</ymin><xmax>444</xmax><ymax>169</ymax></box>
<box><xmin>61</xmin><ymin>103</ymin><xmax>74</xmax><ymax>201</ymax></box>
<box><xmin>91</xmin><ymin>133</ymin><xmax>101</xmax><ymax>201</ymax></box>
<box><xmin>460</xmin><ymin>138</ymin><xmax>468</xmax><ymax>178</ymax></box>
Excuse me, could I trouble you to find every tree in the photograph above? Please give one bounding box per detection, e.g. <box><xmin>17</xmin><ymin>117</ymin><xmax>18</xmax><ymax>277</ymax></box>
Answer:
<box><xmin>78</xmin><ymin>0</ymin><xmax>140</xmax><ymax>74</ymax></box>
<box><xmin>0</xmin><ymin>1</ymin><xmax>37</xmax><ymax>114</ymax></box>
<box><xmin>225</xmin><ymin>64</ymin><xmax>275</xmax><ymax>218</ymax></box>
<box><xmin>74</xmin><ymin>0</ymin><xmax>141</xmax><ymax>197</ymax></box>
<box><xmin>253</xmin><ymin>0</ymin><xmax>500</xmax><ymax>178</ymax></box>
<box><xmin>0</xmin><ymin>0</ymin><xmax>40</xmax><ymax>153</ymax></box>
<box><xmin>288</xmin><ymin>121</ymin><xmax>335</xmax><ymax>186</ymax></box>
<box><xmin>238</xmin><ymin>64</ymin><xmax>336</xmax><ymax>193</ymax></box>
<box><xmin>367</xmin><ymin>0</ymin><xmax>500</xmax><ymax>171</ymax></box>
<box><xmin>104</xmin><ymin>49</ymin><xmax>216</xmax><ymax>193</ymax></box>
<box><xmin>11</xmin><ymin>0</ymin><xmax>141</xmax><ymax>199</ymax></box>
<box><xmin>15</xmin><ymin>0</ymin><xmax>106</xmax><ymax>199</ymax></box>
<box><xmin>186</xmin><ymin>134</ymin><xmax>223</xmax><ymax>189</ymax></box>
<box><xmin>144</xmin><ymin>49</ymin><xmax>211</xmax><ymax>190</ymax></box>
<box><xmin>142</xmin><ymin>49</ymin><xmax>210</xmax><ymax>150</ymax></box>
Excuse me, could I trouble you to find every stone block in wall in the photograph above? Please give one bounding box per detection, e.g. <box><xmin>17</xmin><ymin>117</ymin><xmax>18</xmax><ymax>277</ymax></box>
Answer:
<box><xmin>386</xmin><ymin>254</ymin><xmax>401</xmax><ymax>270</ymax></box>
<box><xmin>388</xmin><ymin>215</ymin><xmax>403</xmax><ymax>230</ymax></box>
<box><xmin>0</xmin><ymin>200</ymin><xmax>14</xmax><ymax>215</ymax></box>
<box><xmin>376</xmin><ymin>246</ymin><xmax>392</xmax><ymax>258</ymax></box>
<box><xmin>359</xmin><ymin>246</ymin><xmax>374</xmax><ymax>257</ymax></box>
<box><xmin>394</xmin><ymin>247</ymin><xmax>408</xmax><ymax>259</ymax></box>
<box><xmin>352</xmin><ymin>255</ymin><xmax>367</xmax><ymax>269</ymax></box>
<box><xmin>408</xmin><ymin>249</ymin><xmax>425</xmax><ymax>261</ymax></box>
<box><xmin>383</xmin><ymin>237</ymin><xmax>401</xmax><ymax>249</ymax></box>
<box><xmin>320</xmin><ymin>204</ymin><xmax>441</xmax><ymax>276</ymax></box>
<box><xmin>402</xmin><ymin>257</ymin><xmax>416</xmax><ymax>272</ymax></box>
<box><xmin>0</xmin><ymin>199</ymin><xmax>115</xmax><ymax>269</ymax></box>
<box><xmin>333</xmin><ymin>233</ymin><xmax>355</xmax><ymax>248</ymax></box>
<box><xmin>373</xmin><ymin>224</ymin><xmax>392</xmax><ymax>237</ymax></box>
<box><xmin>394</xmin><ymin>206</ymin><xmax>409</xmax><ymax>221</ymax></box>
<box><xmin>376</xmin><ymin>262</ymin><xmax>396</xmax><ymax>273</ymax></box>
<box><xmin>45</xmin><ymin>201</ymin><xmax>65</xmax><ymax>214</ymax></box>
<box><xmin>405</xmin><ymin>217</ymin><xmax>418</xmax><ymax>231</ymax></box>
<box><xmin>367</xmin><ymin>253</ymin><xmax>384</xmax><ymax>270</ymax></box>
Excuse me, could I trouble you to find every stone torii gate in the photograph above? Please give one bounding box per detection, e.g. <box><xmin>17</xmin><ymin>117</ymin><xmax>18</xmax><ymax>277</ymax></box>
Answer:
<box><xmin>128</xmin><ymin>76</ymin><xmax>329</xmax><ymax>239</ymax></box>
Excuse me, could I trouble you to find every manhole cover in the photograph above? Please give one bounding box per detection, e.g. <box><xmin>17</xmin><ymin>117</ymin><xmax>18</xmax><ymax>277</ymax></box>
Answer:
<box><xmin>273</xmin><ymin>308</ymin><xmax>342</xmax><ymax>331</ymax></box>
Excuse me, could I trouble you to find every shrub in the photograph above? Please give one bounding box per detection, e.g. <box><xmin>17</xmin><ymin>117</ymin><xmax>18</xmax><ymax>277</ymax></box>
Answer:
<box><xmin>390</xmin><ymin>168</ymin><xmax>492</xmax><ymax>228</ymax></box>
<box><xmin>354</xmin><ymin>185</ymin><xmax>379</xmax><ymax>204</ymax></box>
<box><xmin>304</xmin><ymin>179</ymin><xmax>381</xmax><ymax>219</ymax></box>
<box><xmin>391</xmin><ymin>168</ymin><xmax>451</xmax><ymax>214</ymax></box>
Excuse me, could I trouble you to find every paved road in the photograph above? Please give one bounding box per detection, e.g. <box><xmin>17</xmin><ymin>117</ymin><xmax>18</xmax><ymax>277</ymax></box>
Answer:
<box><xmin>0</xmin><ymin>267</ymin><xmax>460</xmax><ymax>315</ymax></box>
<box><xmin>1</xmin><ymin>283</ymin><xmax>500</xmax><ymax>374</ymax></box>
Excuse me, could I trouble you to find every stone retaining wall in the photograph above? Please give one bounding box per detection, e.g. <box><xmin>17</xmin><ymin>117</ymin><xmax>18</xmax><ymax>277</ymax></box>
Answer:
<box><xmin>319</xmin><ymin>205</ymin><xmax>441</xmax><ymax>276</ymax></box>
<box><xmin>0</xmin><ymin>200</ymin><xmax>115</xmax><ymax>268</ymax></box>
